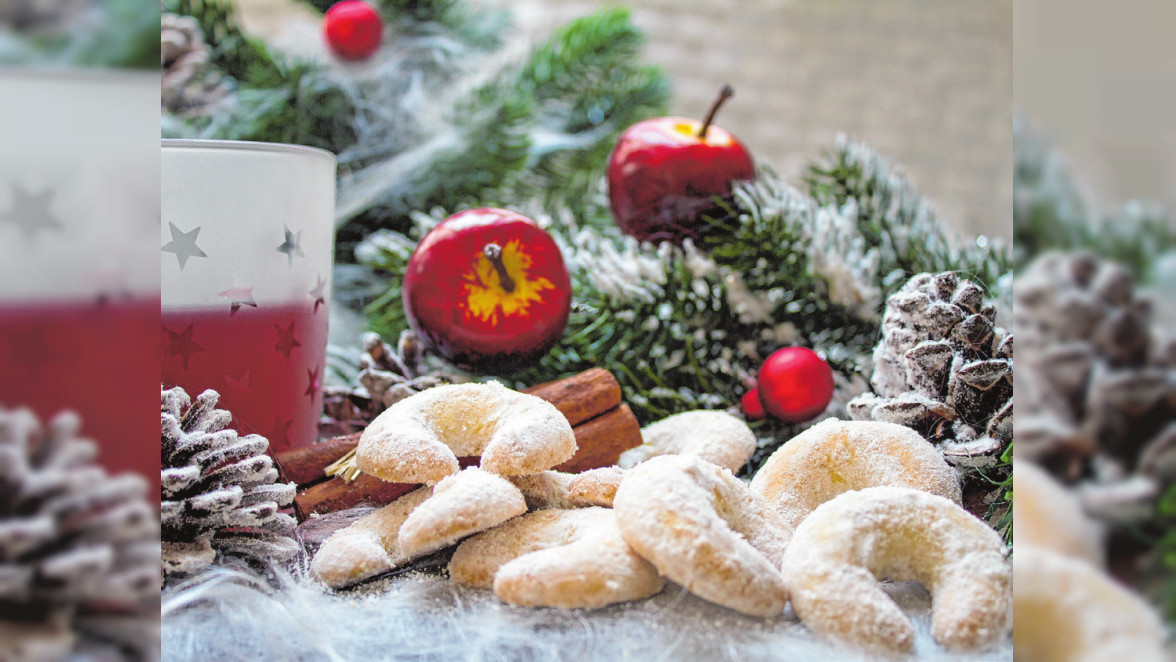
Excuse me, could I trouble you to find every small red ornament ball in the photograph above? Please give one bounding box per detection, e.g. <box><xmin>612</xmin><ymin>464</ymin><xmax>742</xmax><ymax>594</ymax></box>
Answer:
<box><xmin>756</xmin><ymin>347</ymin><xmax>834</xmax><ymax>423</ymax></box>
<box><xmin>740</xmin><ymin>388</ymin><xmax>766</xmax><ymax>420</ymax></box>
<box><xmin>323</xmin><ymin>1</ymin><xmax>383</xmax><ymax>61</ymax></box>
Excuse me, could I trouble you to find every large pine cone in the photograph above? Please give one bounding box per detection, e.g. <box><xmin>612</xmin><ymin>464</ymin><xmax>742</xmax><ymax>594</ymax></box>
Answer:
<box><xmin>320</xmin><ymin>330</ymin><xmax>458</xmax><ymax>437</ymax></box>
<box><xmin>161</xmin><ymin>386</ymin><xmax>299</xmax><ymax>580</ymax></box>
<box><xmin>0</xmin><ymin>407</ymin><xmax>160</xmax><ymax>661</ymax></box>
<box><xmin>848</xmin><ymin>271</ymin><xmax>1014</xmax><ymax>471</ymax></box>
<box><xmin>1014</xmin><ymin>251</ymin><xmax>1176</xmax><ymax>523</ymax></box>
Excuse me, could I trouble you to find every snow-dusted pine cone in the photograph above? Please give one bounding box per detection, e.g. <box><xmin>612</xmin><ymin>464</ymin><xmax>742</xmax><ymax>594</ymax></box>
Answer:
<box><xmin>1015</xmin><ymin>251</ymin><xmax>1176</xmax><ymax>523</ymax></box>
<box><xmin>161</xmin><ymin>386</ymin><xmax>299</xmax><ymax>580</ymax></box>
<box><xmin>161</xmin><ymin>12</ymin><xmax>231</xmax><ymax>115</ymax></box>
<box><xmin>848</xmin><ymin>271</ymin><xmax>1013</xmax><ymax>467</ymax></box>
<box><xmin>320</xmin><ymin>330</ymin><xmax>459</xmax><ymax>437</ymax></box>
<box><xmin>0</xmin><ymin>407</ymin><xmax>160</xmax><ymax>662</ymax></box>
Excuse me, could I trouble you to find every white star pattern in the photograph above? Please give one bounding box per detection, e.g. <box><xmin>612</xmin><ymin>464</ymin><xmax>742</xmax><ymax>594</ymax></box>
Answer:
<box><xmin>162</xmin><ymin>222</ymin><xmax>208</xmax><ymax>270</ymax></box>
<box><xmin>218</xmin><ymin>284</ymin><xmax>258</xmax><ymax>316</ymax></box>
<box><xmin>0</xmin><ymin>183</ymin><xmax>63</xmax><ymax>242</ymax></box>
<box><xmin>277</xmin><ymin>225</ymin><xmax>305</xmax><ymax>267</ymax></box>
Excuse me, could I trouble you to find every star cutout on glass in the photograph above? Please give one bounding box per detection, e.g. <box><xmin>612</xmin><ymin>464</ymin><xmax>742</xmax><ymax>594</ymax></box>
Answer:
<box><xmin>0</xmin><ymin>183</ymin><xmax>63</xmax><ymax>241</ymax></box>
<box><xmin>270</xmin><ymin>416</ymin><xmax>293</xmax><ymax>449</ymax></box>
<box><xmin>309</xmin><ymin>274</ymin><xmax>327</xmax><ymax>313</ymax></box>
<box><xmin>276</xmin><ymin>225</ymin><xmax>305</xmax><ymax>267</ymax></box>
<box><xmin>164</xmin><ymin>323</ymin><xmax>205</xmax><ymax>369</ymax></box>
<box><xmin>224</xmin><ymin>370</ymin><xmax>253</xmax><ymax>394</ymax></box>
<box><xmin>274</xmin><ymin>320</ymin><xmax>301</xmax><ymax>360</ymax></box>
<box><xmin>218</xmin><ymin>285</ymin><xmax>258</xmax><ymax>316</ymax></box>
<box><xmin>304</xmin><ymin>367</ymin><xmax>321</xmax><ymax>400</ymax></box>
<box><xmin>162</xmin><ymin>222</ymin><xmax>208</xmax><ymax>270</ymax></box>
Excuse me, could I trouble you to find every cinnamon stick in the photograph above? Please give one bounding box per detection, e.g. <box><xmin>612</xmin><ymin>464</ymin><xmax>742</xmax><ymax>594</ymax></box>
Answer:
<box><xmin>522</xmin><ymin>368</ymin><xmax>622</xmax><ymax>427</ymax></box>
<box><xmin>273</xmin><ymin>433</ymin><xmax>360</xmax><ymax>486</ymax></box>
<box><xmin>556</xmin><ymin>404</ymin><xmax>642</xmax><ymax>473</ymax></box>
<box><xmin>294</xmin><ymin>456</ymin><xmax>480</xmax><ymax>519</ymax></box>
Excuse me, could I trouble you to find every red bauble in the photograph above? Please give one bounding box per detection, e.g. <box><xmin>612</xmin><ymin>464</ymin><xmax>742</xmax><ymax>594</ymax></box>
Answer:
<box><xmin>323</xmin><ymin>1</ymin><xmax>383</xmax><ymax>61</ymax></box>
<box><xmin>606</xmin><ymin>86</ymin><xmax>754</xmax><ymax>243</ymax></box>
<box><xmin>402</xmin><ymin>208</ymin><xmax>572</xmax><ymax>373</ymax></box>
<box><xmin>740</xmin><ymin>388</ymin><xmax>766</xmax><ymax>420</ymax></box>
<box><xmin>756</xmin><ymin>347</ymin><xmax>834</xmax><ymax>423</ymax></box>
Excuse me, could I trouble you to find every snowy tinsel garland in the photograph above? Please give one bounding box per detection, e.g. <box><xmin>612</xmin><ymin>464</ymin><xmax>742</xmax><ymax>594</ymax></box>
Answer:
<box><xmin>161</xmin><ymin>567</ymin><xmax>1010</xmax><ymax>662</ymax></box>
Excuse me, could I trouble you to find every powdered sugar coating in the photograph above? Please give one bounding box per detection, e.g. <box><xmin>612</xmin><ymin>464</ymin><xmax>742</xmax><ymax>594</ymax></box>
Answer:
<box><xmin>508</xmin><ymin>467</ymin><xmax>625</xmax><ymax>510</ymax></box>
<box><xmin>449</xmin><ymin>507</ymin><xmax>664</xmax><ymax>609</ymax></box>
<box><xmin>618</xmin><ymin>410</ymin><xmax>757</xmax><ymax>473</ymax></box>
<box><xmin>781</xmin><ymin>487</ymin><xmax>1010</xmax><ymax>655</ymax></box>
<box><xmin>1014</xmin><ymin>547</ymin><xmax>1167</xmax><ymax>662</ymax></box>
<box><xmin>356</xmin><ymin>382</ymin><xmax>577</xmax><ymax>484</ymax></box>
<box><xmin>750</xmin><ymin>418</ymin><xmax>961</xmax><ymax>529</ymax></box>
<box><xmin>612</xmin><ymin>455</ymin><xmax>791</xmax><ymax>618</ymax></box>
<box><xmin>309</xmin><ymin>487</ymin><xmax>432</xmax><ymax>589</ymax></box>
<box><xmin>398</xmin><ymin>467</ymin><xmax>527</xmax><ymax>557</ymax></box>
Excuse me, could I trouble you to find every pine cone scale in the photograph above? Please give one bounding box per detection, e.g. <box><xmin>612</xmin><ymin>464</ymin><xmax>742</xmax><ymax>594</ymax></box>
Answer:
<box><xmin>161</xmin><ymin>386</ymin><xmax>299</xmax><ymax>580</ymax></box>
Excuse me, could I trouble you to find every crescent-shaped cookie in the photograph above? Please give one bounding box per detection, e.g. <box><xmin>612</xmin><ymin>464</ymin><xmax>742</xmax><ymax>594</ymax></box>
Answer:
<box><xmin>356</xmin><ymin>382</ymin><xmax>577</xmax><ymax>484</ymax></box>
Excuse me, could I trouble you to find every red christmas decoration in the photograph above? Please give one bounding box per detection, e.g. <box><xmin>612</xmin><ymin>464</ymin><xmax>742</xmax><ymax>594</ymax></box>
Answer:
<box><xmin>756</xmin><ymin>347</ymin><xmax>834</xmax><ymax>423</ymax></box>
<box><xmin>402</xmin><ymin>208</ymin><xmax>572</xmax><ymax>373</ymax></box>
<box><xmin>323</xmin><ymin>1</ymin><xmax>383</xmax><ymax>61</ymax></box>
<box><xmin>606</xmin><ymin>84</ymin><xmax>754</xmax><ymax>243</ymax></box>
<box><xmin>740</xmin><ymin>387</ymin><xmax>766</xmax><ymax>420</ymax></box>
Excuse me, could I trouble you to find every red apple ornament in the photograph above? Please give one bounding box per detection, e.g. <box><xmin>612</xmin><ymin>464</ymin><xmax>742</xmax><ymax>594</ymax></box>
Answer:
<box><xmin>323</xmin><ymin>1</ymin><xmax>383</xmax><ymax>61</ymax></box>
<box><xmin>607</xmin><ymin>84</ymin><xmax>755</xmax><ymax>243</ymax></box>
<box><xmin>402</xmin><ymin>208</ymin><xmax>572</xmax><ymax>373</ymax></box>
<box><xmin>757</xmin><ymin>347</ymin><xmax>834</xmax><ymax>423</ymax></box>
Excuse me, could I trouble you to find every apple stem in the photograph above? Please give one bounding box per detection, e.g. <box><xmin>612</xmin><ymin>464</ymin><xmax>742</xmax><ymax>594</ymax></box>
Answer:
<box><xmin>483</xmin><ymin>243</ymin><xmax>516</xmax><ymax>293</ymax></box>
<box><xmin>697</xmin><ymin>84</ymin><xmax>734</xmax><ymax>141</ymax></box>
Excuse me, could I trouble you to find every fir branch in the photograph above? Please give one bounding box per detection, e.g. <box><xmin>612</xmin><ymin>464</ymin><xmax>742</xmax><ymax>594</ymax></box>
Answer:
<box><xmin>805</xmin><ymin>135</ymin><xmax>1011</xmax><ymax>293</ymax></box>
<box><xmin>164</xmin><ymin>0</ymin><xmax>282</xmax><ymax>84</ymax></box>
<box><xmin>505</xmin><ymin>8</ymin><xmax>670</xmax><ymax>214</ymax></box>
<box><xmin>1013</xmin><ymin>115</ymin><xmax>1176</xmax><ymax>282</ymax></box>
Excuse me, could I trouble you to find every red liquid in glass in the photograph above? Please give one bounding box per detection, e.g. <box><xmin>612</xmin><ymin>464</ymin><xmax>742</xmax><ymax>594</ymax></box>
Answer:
<box><xmin>0</xmin><ymin>297</ymin><xmax>161</xmax><ymax>494</ymax></box>
<box><xmin>160</xmin><ymin>300</ymin><xmax>328</xmax><ymax>455</ymax></box>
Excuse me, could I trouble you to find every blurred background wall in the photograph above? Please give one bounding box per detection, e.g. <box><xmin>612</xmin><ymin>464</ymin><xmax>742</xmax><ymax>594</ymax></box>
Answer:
<box><xmin>1015</xmin><ymin>0</ymin><xmax>1176</xmax><ymax>214</ymax></box>
<box><xmin>239</xmin><ymin>0</ymin><xmax>1013</xmax><ymax>241</ymax></box>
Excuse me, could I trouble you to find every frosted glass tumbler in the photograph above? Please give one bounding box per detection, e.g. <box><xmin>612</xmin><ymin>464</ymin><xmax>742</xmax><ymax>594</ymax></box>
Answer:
<box><xmin>161</xmin><ymin>140</ymin><xmax>336</xmax><ymax>453</ymax></box>
<box><xmin>0</xmin><ymin>70</ymin><xmax>159</xmax><ymax>483</ymax></box>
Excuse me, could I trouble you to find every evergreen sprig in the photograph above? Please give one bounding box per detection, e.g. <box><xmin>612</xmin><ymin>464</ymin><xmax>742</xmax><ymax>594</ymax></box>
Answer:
<box><xmin>806</xmin><ymin>135</ymin><xmax>1011</xmax><ymax>294</ymax></box>
<box><xmin>0</xmin><ymin>0</ymin><xmax>159</xmax><ymax>68</ymax></box>
<box><xmin>1014</xmin><ymin>115</ymin><xmax>1176</xmax><ymax>282</ymax></box>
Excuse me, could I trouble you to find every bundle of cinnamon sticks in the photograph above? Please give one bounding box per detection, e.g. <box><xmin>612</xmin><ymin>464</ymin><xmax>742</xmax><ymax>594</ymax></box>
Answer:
<box><xmin>274</xmin><ymin>368</ymin><xmax>642</xmax><ymax>520</ymax></box>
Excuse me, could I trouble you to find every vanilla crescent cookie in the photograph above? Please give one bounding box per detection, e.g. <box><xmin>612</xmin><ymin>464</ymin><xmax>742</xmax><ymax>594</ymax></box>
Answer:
<box><xmin>508</xmin><ymin>467</ymin><xmax>625</xmax><ymax>510</ymax></box>
<box><xmin>1014</xmin><ymin>462</ymin><xmax>1104</xmax><ymax>566</ymax></box>
<box><xmin>1014</xmin><ymin>546</ymin><xmax>1168</xmax><ymax>662</ymax></box>
<box><xmin>780</xmin><ymin>486</ymin><xmax>1010</xmax><ymax>655</ymax></box>
<box><xmin>311</xmin><ymin>468</ymin><xmax>527</xmax><ymax>588</ymax></box>
<box><xmin>612</xmin><ymin>455</ymin><xmax>791</xmax><ymax>617</ymax></box>
<box><xmin>310</xmin><ymin>487</ymin><xmax>432</xmax><ymax>589</ymax></box>
<box><xmin>750</xmin><ymin>418</ymin><xmax>960</xmax><ymax>529</ymax></box>
<box><xmin>398</xmin><ymin>467</ymin><xmax>527</xmax><ymax>557</ymax></box>
<box><xmin>618</xmin><ymin>410</ymin><xmax>756</xmax><ymax>473</ymax></box>
<box><xmin>449</xmin><ymin>507</ymin><xmax>665</xmax><ymax>609</ymax></box>
<box><xmin>356</xmin><ymin>382</ymin><xmax>577</xmax><ymax>484</ymax></box>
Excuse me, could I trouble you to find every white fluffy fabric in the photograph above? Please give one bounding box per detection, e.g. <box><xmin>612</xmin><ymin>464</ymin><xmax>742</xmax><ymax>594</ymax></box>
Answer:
<box><xmin>162</xmin><ymin>567</ymin><xmax>1011</xmax><ymax>661</ymax></box>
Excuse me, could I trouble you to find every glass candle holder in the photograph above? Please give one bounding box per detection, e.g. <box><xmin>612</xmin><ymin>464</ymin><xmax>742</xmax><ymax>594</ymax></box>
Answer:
<box><xmin>0</xmin><ymin>69</ymin><xmax>159</xmax><ymax>484</ymax></box>
<box><xmin>161</xmin><ymin>140</ymin><xmax>336</xmax><ymax>454</ymax></box>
